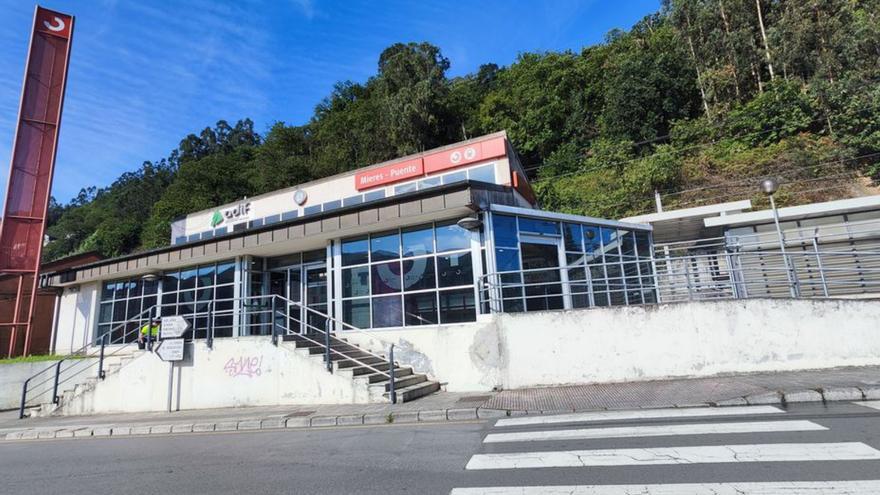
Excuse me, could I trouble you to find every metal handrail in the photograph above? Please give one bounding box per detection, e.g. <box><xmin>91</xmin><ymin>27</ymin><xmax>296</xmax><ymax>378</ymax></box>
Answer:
<box><xmin>268</xmin><ymin>294</ymin><xmax>395</xmax><ymax>377</ymax></box>
<box><xmin>19</xmin><ymin>306</ymin><xmax>156</xmax><ymax>418</ymax></box>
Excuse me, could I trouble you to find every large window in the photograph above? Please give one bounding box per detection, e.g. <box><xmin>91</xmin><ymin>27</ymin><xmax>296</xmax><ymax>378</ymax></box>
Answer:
<box><xmin>491</xmin><ymin>213</ymin><xmax>656</xmax><ymax>312</ymax></box>
<box><xmin>340</xmin><ymin>221</ymin><xmax>478</xmax><ymax>329</ymax></box>
<box><xmin>160</xmin><ymin>260</ymin><xmax>236</xmax><ymax>338</ymax></box>
<box><xmin>97</xmin><ymin>278</ymin><xmax>159</xmax><ymax>343</ymax></box>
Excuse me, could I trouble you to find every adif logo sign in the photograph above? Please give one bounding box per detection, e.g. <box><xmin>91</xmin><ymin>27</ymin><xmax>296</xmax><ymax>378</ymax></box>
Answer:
<box><xmin>210</xmin><ymin>211</ymin><xmax>223</xmax><ymax>228</ymax></box>
<box><xmin>210</xmin><ymin>202</ymin><xmax>251</xmax><ymax>228</ymax></box>
<box><xmin>44</xmin><ymin>16</ymin><xmax>65</xmax><ymax>32</ymax></box>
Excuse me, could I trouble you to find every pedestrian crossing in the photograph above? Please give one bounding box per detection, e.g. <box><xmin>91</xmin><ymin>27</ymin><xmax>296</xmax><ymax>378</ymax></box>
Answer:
<box><xmin>452</xmin><ymin>403</ymin><xmax>880</xmax><ymax>494</ymax></box>
<box><xmin>854</xmin><ymin>401</ymin><xmax>880</xmax><ymax>411</ymax></box>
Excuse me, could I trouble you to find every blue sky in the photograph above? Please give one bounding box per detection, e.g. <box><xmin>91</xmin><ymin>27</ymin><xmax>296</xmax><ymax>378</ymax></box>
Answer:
<box><xmin>0</xmin><ymin>0</ymin><xmax>659</xmax><ymax>203</ymax></box>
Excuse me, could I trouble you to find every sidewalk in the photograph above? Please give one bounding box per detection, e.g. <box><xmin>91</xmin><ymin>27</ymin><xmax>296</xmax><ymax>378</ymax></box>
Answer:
<box><xmin>2</xmin><ymin>366</ymin><xmax>879</xmax><ymax>441</ymax></box>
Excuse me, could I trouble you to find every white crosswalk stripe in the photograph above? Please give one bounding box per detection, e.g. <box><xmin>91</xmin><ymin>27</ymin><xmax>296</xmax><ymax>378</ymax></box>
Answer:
<box><xmin>483</xmin><ymin>420</ymin><xmax>826</xmax><ymax>443</ymax></box>
<box><xmin>494</xmin><ymin>405</ymin><xmax>783</xmax><ymax>428</ymax></box>
<box><xmin>853</xmin><ymin>401</ymin><xmax>880</xmax><ymax>411</ymax></box>
<box><xmin>450</xmin><ymin>480</ymin><xmax>880</xmax><ymax>494</ymax></box>
<box><xmin>453</xmin><ymin>405</ymin><xmax>880</xmax><ymax>494</ymax></box>
<box><xmin>465</xmin><ymin>442</ymin><xmax>880</xmax><ymax>470</ymax></box>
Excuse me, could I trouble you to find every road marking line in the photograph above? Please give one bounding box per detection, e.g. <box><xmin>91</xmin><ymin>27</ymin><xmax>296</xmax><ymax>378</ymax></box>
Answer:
<box><xmin>483</xmin><ymin>420</ymin><xmax>826</xmax><ymax>443</ymax></box>
<box><xmin>450</xmin><ymin>480</ymin><xmax>880</xmax><ymax>494</ymax></box>
<box><xmin>854</xmin><ymin>401</ymin><xmax>880</xmax><ymax>411</ymax></box>
<box><xmin>465</xmin><ymin>442</ymin><xmax>880</xmax><ymax>470</ymax></box>
<box><xmin>494</xmin><ymin>406</ymin><xmax>783</xmax><ymax>428</ymax></box>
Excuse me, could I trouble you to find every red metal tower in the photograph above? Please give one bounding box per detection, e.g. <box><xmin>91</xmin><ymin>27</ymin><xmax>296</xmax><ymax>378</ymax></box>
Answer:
<box><xmin>0</xmin><ymin>6</ymin><xmax>74</xmax><ymax>357</ymax></box>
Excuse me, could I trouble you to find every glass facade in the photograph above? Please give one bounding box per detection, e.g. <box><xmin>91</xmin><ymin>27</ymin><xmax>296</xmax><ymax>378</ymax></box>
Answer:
<box><xmin>339</xmin><ymin>220</ymin><xmax>478</xmax><ymax>329</ymax></box>
<box><xmin>97</xmin><ymin>277</ymin><xmax>159</xmax><ymax>343</ymax></box>
<box><xmin>96</xmin><ymin>210</ymin><xmax>655</xmax><ymax>343</ymax></box>
<box><xmin>161</xmin><ymin>260</ymin><xmax>237</xmax><ymax>338</ymax></box>
<box><xmin>489</xmin><ymin>212</ymin><xmax>656</xmax><ymax>312</ymax></box>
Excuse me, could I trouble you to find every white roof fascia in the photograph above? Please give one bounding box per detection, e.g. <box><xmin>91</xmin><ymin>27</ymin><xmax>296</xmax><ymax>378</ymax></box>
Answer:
<box><xmin>489</xmin><ymin>204</ymin><xmax>652</xmax><ymax>232</ymax></box>
<box><xmin>705</xmin><ymin>195</ymin><xmax>880</xmax><ymax>228</ymax></box>
<box><xmin>622</xmin><ymin>200</ymin><xmax>753</xmax><ymax>224</ymax></box>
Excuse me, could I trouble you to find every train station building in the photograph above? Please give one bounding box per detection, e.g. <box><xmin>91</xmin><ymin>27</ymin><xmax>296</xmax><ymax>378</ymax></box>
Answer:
<box><xmin>21</xmin><ymin>131</ymin><xmax>880</xmax><ymax>415</ymax></box>
<box><xmin>46</xmin><ymin>131</ymin><xmax>656</xmax><ymax>354</ymax></box>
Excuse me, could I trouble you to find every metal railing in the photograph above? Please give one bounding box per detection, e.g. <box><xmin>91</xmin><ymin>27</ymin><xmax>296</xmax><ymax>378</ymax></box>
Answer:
<box><xmin>18</xmin><ymin>294</ymin><xmax>404</xmax><ymax>419</ymax></box>
<box><xmin>155</xmin><ymin>294</ymin><xmax>402</xmax><ymax>404</ymax></box>
<box><xmin>19</xmin><ymin>306</ymin><xmax>157</xmax><ymax>418</ymax></box>
<box><xmin>480</xmin><ymin>247</ymin><xmax>880</xmax><ymax>311</ymax></box>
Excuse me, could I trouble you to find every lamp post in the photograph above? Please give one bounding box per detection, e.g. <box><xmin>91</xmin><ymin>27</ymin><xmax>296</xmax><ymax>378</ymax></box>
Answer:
<box><xmin>760</xmin><ymin>179</ymin><xmax>798</xmax><ymax>297</ymax></box>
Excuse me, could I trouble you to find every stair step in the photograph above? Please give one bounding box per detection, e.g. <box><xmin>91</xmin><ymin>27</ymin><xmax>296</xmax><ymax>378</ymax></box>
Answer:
<box><xmin>335</xmin><ymin>355</ymin><xmax>386</xmax><ymax>368</ymax></box>
<box><xmin>350</xmin><ymin>362</ymin><xmax>399</xmax><ymax>376</ymax></box>
<box><xmin>384</xmin><ymin>373</ymin><xmax>426</xmax><ymax>392</ymax></box>
<box><xmin>386</xmin><ymin>380</ymin><xmax>441</xmax><ymax>403</ymax></box>
<box><xmin>363</xmin><ymin>367</ymin><xmax>413</xmax><ymax>383</ymax></box>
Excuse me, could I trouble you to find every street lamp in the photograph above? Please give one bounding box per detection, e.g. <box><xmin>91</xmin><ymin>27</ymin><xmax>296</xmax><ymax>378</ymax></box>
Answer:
<box><xmin>760</xmin><ymin>178</ymin><xmax>798</xmax><ymax>297</ymax></box>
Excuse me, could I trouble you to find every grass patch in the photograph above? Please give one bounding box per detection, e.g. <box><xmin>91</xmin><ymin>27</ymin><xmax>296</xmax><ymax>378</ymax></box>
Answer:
<box><xmin>0</xmin><ymin>354</ymin><xmax>87</xmax><ymax>365</ymax></box>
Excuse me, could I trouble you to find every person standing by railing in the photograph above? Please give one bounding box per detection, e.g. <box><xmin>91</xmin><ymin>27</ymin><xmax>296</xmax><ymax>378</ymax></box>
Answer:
<box><xmin>138</xmin><ymin>318</ymin><xmax>160</xmax><ymax>351</ymax></box>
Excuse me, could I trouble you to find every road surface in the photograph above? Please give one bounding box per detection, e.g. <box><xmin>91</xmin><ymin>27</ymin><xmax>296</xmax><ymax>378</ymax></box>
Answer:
<box><xmin>1</xmin><ymin>401</ymin><xmax>879</xmax><ymax>494</ymax></box>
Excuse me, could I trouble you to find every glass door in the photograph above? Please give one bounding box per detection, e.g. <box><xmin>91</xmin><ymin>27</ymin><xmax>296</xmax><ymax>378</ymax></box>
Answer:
<box><xmin>303</xmin><ymin>263</ymin><xmax>328</xmax><ymax>335</ymax></box>
<box><xmin>281</xmin><ymin>263</ymin><xmax>326</xmax><ymax>335</ymax></box>
<box><xmin>519</xmin><ymin>237</ymin><xmax>565</xmax><ymax>311</ymax></box>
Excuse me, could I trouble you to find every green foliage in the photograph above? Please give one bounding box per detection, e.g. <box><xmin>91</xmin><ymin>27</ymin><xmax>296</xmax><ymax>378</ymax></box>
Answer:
<box><xmin>43</xmin><ymin>1</ymin><xmax>880</xmax><ymax>261</ymax></box>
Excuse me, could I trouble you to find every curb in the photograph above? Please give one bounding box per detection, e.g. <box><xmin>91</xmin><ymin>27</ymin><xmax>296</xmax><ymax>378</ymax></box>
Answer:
<box><xmin>5</xmin><ymin>386</ymin><xmax>879</xmax><ymax>442</ymax></box>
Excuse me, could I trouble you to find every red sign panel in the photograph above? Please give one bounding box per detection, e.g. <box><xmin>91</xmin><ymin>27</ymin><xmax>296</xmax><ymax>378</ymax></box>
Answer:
<box><xmin>355</xmin><ymin>158</ymin><xmax>424</xmax><ymax>191</ymax></box>
<box><xmin>35</xmin><ymin>7</ymin><xmax>73</xmax><ymax>39</ymax></box>
<box><xmin>423</xmin><ymin>136</ymin><xmax>506</xmax><ymax>174</ymax></box>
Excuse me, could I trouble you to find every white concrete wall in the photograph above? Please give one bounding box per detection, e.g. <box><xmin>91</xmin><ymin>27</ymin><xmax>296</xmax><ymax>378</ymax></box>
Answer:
<box><xmin>350</xmin><ymin>298</ymin><xmax>880</xmax><ymax>391</ymax></box>
<box><xmin>497</xmin><ymin>298</ymin><xmax>880</xmax><ymax>388</ymax></box>
<box><xmin>0</xmin><ymin>359</ymin><xmax>98</xmax><ymax>410</ymax></box>
<box><xmin>53</xmin><ymin>283</ymin><xmax>98</xmax><ymax>355</ymax></box>
<box><xmin>60</xmin><ymin>337</ymin><xmax>377</xmax><ymax>415</ymax></box>
<box><xmin>344</xmin><ymin>319</ymin><xmax>504</xmax><ymax>393</ymax></box>
<box><xmin>46</xmin><ymin>298</ymin><xmax>880</xmax><ymax>415</ymax></box>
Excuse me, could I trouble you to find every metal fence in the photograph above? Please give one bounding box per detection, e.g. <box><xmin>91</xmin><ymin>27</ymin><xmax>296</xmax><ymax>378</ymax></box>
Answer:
<box><xmin>480</xmin><ymin>222</ymin><xmax>880</xmax><ymax>311</ymax></box>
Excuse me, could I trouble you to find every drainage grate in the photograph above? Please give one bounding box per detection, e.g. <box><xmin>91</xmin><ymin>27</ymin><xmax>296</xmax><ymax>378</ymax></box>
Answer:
<box><xmin>457</xmin><ymin>395</ymin><xmax>492</xmax><ymax>404</ymax></box>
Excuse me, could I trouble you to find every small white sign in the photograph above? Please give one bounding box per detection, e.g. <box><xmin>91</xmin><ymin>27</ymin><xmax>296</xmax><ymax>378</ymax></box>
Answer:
<box><xmin>160</xmin><ymin>316</ymin><xmax>191</xmax><ymax>339</ymax></box>
<box><xmin>156</xmin><ymin>338</ymin><xmax>185</xmax><ymax>361</ymax></box>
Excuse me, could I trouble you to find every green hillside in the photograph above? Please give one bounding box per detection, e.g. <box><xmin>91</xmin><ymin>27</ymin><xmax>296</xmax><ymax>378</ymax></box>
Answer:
<box><xmin>43</xmin><ymin>0</ymin><xmax>880</xmax><ymax>261</ymax></box>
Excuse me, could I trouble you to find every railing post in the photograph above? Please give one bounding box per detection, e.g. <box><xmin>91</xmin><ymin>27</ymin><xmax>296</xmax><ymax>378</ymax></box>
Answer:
<box><xmin>52</xmin><ymin>359</ymin><xmax>62</xmax><ymax>404</ymax></box>
<box><xmin>324</xmin><ymin>318</ymin><xmax>332</xmax><ymax>373</ymax></box>
<box><xmin>206</xmin><ymin>301</ymin><xmax>214</xmax><ymax>349</ymax></box>
<box><xmin>271</xmin><ymin>296</ymin><xmax>278</xmax><ymax>346</ymax></box>
<box><xmin>683</xmin><ymin>258</ymin><xmax>695</xmax><ymax>301</ymax></box>
<box><xmin>19</xmin><ymin>377</ymin><xmax>31</xmax><ymax>419</ymax></box>
<box><xmin>97</xmin><ymin>334</ymin><xmax>106</xmax><ymax>380</ymax></box>
<box><xmin>389</xmin><ymin>344</ymin><xmax>397</xmax><ymax>405</ymax></box>
<box><xmin>812</xmin><ymin>236</ymin><xmax>829</xmax><ymax>297</ymax></box>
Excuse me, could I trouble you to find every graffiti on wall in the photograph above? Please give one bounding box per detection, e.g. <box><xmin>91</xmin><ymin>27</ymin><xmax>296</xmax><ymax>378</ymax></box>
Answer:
<box><xmin>223</xmin><ymin>356</ymin><xmax>263</xmax><ymax>378</ymax></box>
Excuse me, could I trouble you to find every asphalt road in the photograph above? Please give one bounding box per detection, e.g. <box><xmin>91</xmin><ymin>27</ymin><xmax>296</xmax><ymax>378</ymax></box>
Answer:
<box><xmin>1</xmin><ymin>401</ymin><xmax>879</xmax><ymax>494</ymax></box>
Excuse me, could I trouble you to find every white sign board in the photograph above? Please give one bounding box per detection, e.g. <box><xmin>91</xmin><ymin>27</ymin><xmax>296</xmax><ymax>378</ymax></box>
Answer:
<box><xmin>160</xmin><ymin>316</ymin><xmax>191</xmax><ymax>339</ymax></box>
<box><xmin>157</xmin><ymin>338</ymin><xmax>185</xmax><ymax>361</ymax></box>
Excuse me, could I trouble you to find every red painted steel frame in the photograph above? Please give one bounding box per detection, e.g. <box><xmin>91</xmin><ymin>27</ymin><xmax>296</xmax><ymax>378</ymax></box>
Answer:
<box><xmin>0</xmin><ymin>6</ymin><xmax>74</xmax><ymax>357</ymax></box>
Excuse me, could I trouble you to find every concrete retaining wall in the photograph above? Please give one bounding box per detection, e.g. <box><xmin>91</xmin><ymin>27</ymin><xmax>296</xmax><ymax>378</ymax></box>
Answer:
<box><xmin>59</xmin><ymin>338</ymin><xmax>377</xmax><ymax>415</ymax></box>
<box><xmin>37</xmin><ymin>297</ymin><xmax>880</xmax><ymax>415</ymax></box>
<box><xmin>0</xmin><ymin>359</ymin><xmax>98</xmax><ymax>410</ymax></box>
<box><xmin>355</xmin><ymin>298</ymin><xmax>880</xmax><ymax>391</ymax></box>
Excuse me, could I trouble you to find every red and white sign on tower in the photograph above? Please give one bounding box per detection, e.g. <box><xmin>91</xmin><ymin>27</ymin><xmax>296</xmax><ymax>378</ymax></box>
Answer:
<box><xmin>0</xmin><ymin>6</ymin><xmax>74</xmax><ymax>357</ymax></box>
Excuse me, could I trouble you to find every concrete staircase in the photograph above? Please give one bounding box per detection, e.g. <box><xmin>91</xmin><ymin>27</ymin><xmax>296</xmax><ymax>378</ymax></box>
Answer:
<box><xmin>25</xmin><ymin>353</ymin><xmax>138</xmax><ymax>418</ymax></box>
<box><xmin>281</xmin><ymin>333</ymin><xmax>441</xmax><ymax>403</ymax></box>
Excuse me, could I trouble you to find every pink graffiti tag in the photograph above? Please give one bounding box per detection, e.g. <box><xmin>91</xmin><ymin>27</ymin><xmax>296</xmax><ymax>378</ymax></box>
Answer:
<box><xmin>223</xmin><ymin>356</ymin><xmax>263</xmax><ymax>378</ymax></box>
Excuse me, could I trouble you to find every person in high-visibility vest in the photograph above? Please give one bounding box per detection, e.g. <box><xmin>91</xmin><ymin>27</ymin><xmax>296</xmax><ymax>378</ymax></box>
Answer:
<box><xmin>138</xmin><ymin>318</ymin><xmax>160</xmax><ymax>351</ymax></box>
